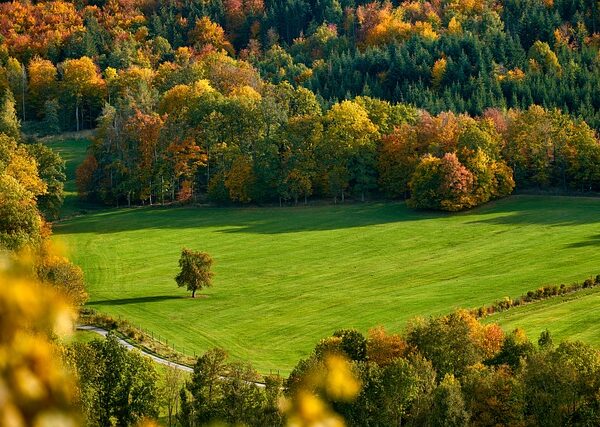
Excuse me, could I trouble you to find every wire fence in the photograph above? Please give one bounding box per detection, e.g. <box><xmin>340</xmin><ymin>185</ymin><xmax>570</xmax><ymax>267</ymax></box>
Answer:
<box><xmin>132</xmin><ymin>322</ymin><xmax>281</xmax><ymax>377</ymax></box>
<box><xmin>116</xmin><ymin>314</ymin><xmax>198</xmax><ymax>359</ymax></box>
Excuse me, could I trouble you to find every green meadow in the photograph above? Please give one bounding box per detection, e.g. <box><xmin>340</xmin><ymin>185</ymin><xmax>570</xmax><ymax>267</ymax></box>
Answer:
<box><xmin>54</xmin><ymin>194</ymin><xmax>600</xmax><ymax>374</ymax></box>
<box><xmin>45</xmin><ymin>137</ymin><xmax>100</xmax><ymax>217</ymax></box>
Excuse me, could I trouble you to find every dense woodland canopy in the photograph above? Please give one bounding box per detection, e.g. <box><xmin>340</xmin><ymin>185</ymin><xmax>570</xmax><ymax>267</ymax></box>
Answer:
<box><xmin>1</xmin><ymin>0</ymin><xmax>600</xmax><ymax>210</ymax></box>
<box><xmin>0</xmin><ymin>0</ymin><xmax>599</xmax><ymax>127</ymax></box>
<box><xmin>283</xmin><ymin>311</ymin><xmax>600</xmax><ymax>427</ymax></box>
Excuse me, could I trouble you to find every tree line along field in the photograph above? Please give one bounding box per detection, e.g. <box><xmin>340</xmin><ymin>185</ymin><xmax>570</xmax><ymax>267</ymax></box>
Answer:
<box><xmin>54</xmin><ymin>191</ymin><xmax>600</xmax><ymax>374</ymax></box>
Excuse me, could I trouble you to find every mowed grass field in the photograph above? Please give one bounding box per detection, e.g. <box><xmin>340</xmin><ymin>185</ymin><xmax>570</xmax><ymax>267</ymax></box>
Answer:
<box><xmin>54</xmin><ymin>194</ymin><xmax>600</xmax><ymax>374</ymax></box>
<box><xmin>44</xmin><ymin>136</ymin><xmax>99</xmax><ymax>217</ymax></box>
<box><xmin>490</xmin><ymin>286</ymin><xmax>600</xmax><ymax>343</ymax></box>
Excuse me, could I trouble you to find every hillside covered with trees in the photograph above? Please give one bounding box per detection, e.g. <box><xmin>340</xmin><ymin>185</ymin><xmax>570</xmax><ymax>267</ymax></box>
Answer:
<box><xmin>1</xmin><ymin>0</ymin><xmax>600</xmax><ymax>210</ymax></box>
<box><xmin>1</xmin><ymin>0</ymin><xmax>599</xmax><ymax>127</ymax></box>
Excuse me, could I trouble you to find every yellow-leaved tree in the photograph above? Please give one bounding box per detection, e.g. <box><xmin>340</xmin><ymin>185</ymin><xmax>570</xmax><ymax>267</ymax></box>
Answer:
<box><xmin>432</xmin><ymin>57</ymin><xmax>447</xmax><ymax>89</ymax></box>
<box><xmin>60</xmin><ymin>56</ymin><xmax>105</xmax><ymax>131</ymax></box>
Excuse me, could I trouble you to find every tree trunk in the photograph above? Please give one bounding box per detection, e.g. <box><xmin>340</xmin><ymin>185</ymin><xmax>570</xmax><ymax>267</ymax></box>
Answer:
<box><xmin>75</xmin><ymin>103</ymin><xmax>80</xmax><ymax>132</ymax></box>
<box><xmin>191</xmin><ymin>289</ymin><xmax>196</xmax><ymax>298</ymax></box>
<box><xmin>161</xmin><ymin>175</ymin><xmax>165</xmax><ymax>205</ymax></box>
<box><xmin>206</xmin><ymin>150</ymin><xmax>210</xmax><ymax>186</ymax></box>
<box><xmin>304</xmin><ymin>195</ymin><xmax>307</xmax><ymax>205</ymax></box>
<box><xmin>341</xmin><ymin>189</ymin><xmax>345</xmax><ymax>203</ymax></box>
<box><xmin>21</xmin><ymin>68</ymin><xmax>26</xmax><ymax>121</ymax></box>
<box><xmin>361</xmin><ymin>191</ymin><xmax>365</xmax><ymax>202</ymax></box>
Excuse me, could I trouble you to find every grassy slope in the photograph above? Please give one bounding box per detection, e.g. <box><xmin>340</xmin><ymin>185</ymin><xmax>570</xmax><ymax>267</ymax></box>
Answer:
<box><xmin>488</xmin><ymin>286</ymin><xmax>600</xmax><ymax>343</ymax></box>
<box><xmin>53</xmin><ymin>195</ymin><xmax>600</xmax><ymax>374</ymax></box>
<box><xmin>44</xmin><ymin>137</ymin><xmax>99</xmax><ymax>218</ymax></box>
<box><xmin>69</xmin><ymin>330</ymin><xmax>101</xmax><ymax>344</ymax></box>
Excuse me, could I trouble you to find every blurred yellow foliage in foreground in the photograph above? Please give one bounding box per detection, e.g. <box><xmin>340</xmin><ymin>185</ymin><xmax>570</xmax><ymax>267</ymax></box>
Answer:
<box><xmin>282</xmin><ymin>354</ymin><xmax>361</xmax><ymax>427</ymax></box>
<box><xmin>0</xmin><ymin>253</ymin><xmax>79</xmax><ymax>427</ymax></box>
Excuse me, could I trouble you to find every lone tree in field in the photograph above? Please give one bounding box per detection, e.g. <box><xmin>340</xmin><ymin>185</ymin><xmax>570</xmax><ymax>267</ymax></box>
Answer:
<box><xmin>175</xmin><ymin>248</ymin><xmax>214</xmax><ymax>298</ymax></box>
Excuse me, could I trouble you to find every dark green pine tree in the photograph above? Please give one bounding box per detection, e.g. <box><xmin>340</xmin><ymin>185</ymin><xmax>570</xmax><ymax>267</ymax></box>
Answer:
<box><xmin>42</xmin><ymin>99</ymin><xmax>61</xmax><ymax>136</ymax></box>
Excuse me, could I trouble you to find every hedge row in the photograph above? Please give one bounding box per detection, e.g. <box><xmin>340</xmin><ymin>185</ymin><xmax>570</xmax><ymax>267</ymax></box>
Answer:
<box><xmin>472</xmin><ymin>274</ymin><xmax>600</xmax><ymax>318</ymax></box>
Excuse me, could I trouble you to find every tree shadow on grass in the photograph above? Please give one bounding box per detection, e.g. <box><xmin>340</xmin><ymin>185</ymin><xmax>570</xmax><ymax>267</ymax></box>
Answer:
<box><xmin>55</xmin><ymin>202</ymin><xmax>444</xmax><ymax>235</ymax></box>
<box><xmin>465</xmin><ymin>195</ymin><xmax>600</xmax><ymax>228</ymax></box>
<box><xmin>88</xmin><ymin>295</ymin><xmax>184</xmax><ymax>306</ymax></box>
<box><xmin>564</xmin><ymin>234</ymin><xmax>600</xmax><ymax>248</ymax></box>
<box><xmin>55</xmin><ymin>195</ymin><xmax>600</xmax><ymax>236</ymax></box>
